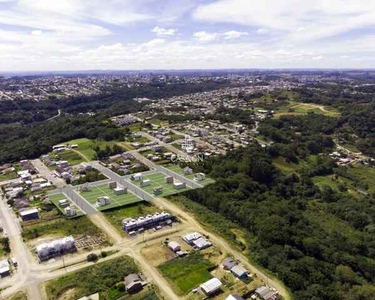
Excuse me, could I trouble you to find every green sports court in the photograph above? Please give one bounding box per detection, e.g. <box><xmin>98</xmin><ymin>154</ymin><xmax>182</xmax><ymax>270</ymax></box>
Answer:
<box><xmin>79</xmin><ymin>184</ymin><xmax>143</xmax><ymax>211</ymax></box>
<box><xmin>164</xmin><ymin>164</ymin><xmax>215</xmax><ymax>186</ymax></box>
<box><xmin>135</xmin><ymin>172</ymin><xmax>192</xmax><ymax>197</ymax></box>
<box><xmin>49</xmin><ymin>193</ymin><xmax>85</xmax><ymax>218</ymax></box>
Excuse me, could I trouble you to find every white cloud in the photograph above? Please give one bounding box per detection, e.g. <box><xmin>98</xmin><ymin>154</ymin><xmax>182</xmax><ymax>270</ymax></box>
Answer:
<box><xmin>222</xmin><ymin>30</ymin><xmax>248</xmax><ymax>39</ymax></box>
<box><xmin>193</xmin><ymin>31</ymin><xmax>218</xmax><ymax>42</ymax></box>
<box><xmin>256</xmin><ymin>28</ymin><xmax>269</xmax><ymax>34</ymax></box>
<box><xmin>151</xmin><ymin>26</ymin><xmax>177</xmax><ymax>36</ymax></box>
<box><xmin>31</xmin><ymin>30</ymin><xmax>42</xmax><ymax>36</ymax></box>
<box><xmin>193</xmin><ymin>0</ymin><xmax>375</xmax><ymax>41</ymax></box>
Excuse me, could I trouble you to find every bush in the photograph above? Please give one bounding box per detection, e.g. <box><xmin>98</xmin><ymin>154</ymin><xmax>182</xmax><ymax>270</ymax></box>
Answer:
<box><xmin>87</xmin><ymin>253</ymin><xmax>98</xmax><ymax>262</ymax></box>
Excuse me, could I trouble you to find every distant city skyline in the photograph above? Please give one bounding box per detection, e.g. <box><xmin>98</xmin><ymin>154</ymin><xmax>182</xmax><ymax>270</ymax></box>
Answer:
<box><xmin>0</xmin><ymin>0</ymin><xmax>375</xmax><ymax>71</ymax></box>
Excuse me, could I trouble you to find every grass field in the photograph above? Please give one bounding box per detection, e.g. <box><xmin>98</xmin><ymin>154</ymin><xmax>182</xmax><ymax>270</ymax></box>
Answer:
<box><xmin>80</xmin><ymin>184</ymin><xmax>143</xmax><ymax>211</ymax></box>
<box><xmin>165</xmin><ymin>165</ymin><xmax>215</xmax><ymax>186</ymax></box>
<box><xmin>273</xmin><ymin>101</ymin><xmax>340</xmax><ymax>118</ymax></box>
<box><xmin>45</xmin><ymin>256</ymin><xmax>139</xmax><ymax>300</ymax></box>
<box><xmin>272</xmin><ymin>157</ymin><xmax>302</xmax><ymax>174</ymax></box>
<box><xmin>346</xmin><ymin>164</ymin><xmax>375</xmax><ymax>194</ymax></box>
<box><xmin>136</xmin><ymin>172</ymin><xmax>192</xmax><ymax>197</ymax></box>
<box><xmin>158</xmin><ymin>252</ymin><xmax>214</xmax><ymax>295</ymax></box>
<box><xmin>65</xmin><ymin>138</ymin><xmax>126</xmax><ymax>161</ymax></box>
<box><xmin>104</xmin><ymin>202</ymin><xmax>158</xmax><ymax>235</ymax></box>
<box><xmin>0</xmin><ymin>171</ymin><xmax>18</xmax><ymax>182</ymax></box>
<box><xmin>48</xmin><ymin>193</ymin><xmax>85</xmax><ymax>218</ymax></box>
<box><xmin>55</xmin><ymin>150</ymin><xmax>85</xmax><ymax>165</ymax></box>
<box><xmin>22</xmin><ymin>215</ymin><xmax>104</xmax><ymax>242</ymax></box>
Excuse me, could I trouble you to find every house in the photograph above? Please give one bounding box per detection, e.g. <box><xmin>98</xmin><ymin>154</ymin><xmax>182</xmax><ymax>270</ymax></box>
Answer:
<box><xmin>140</xmin><ymin>179</ymin><xmax>151</xmax><ymax>187</ymax></box>
<box><xmin>122</xmin><ymin>211</ymin><xmax>173</xmax><ymax>233</ymax></box>
<box><xmin>165</xmin><ymin>176</ymin><xmax>174</xmax><ymax>184</ymax></box>
<box><xmin>0</xmin><ymin>259</ymin><xmax>10</xmax><ymax>277</ymax></box>
<box><xmin>173</xmin><ymin>181</ymin><xmax>186</xmax><ymax>190</ymax></box>
<box><xmin>183</xmin><ymin>167</ymin><xmax>193</xmax><ymax>175</ymax></box>
<box><xmin>77</xmin><ymin>293</ymin><xmax>99</xmax><ymax>300</ymax></box>
<box><xmin>194</xmin><ymin>173</ymin><xmax>206</xmax><ymax>181</ymax></box>
<box><xmin>193</xmin><ymin>237</ymin><xmax>212</xmax><ymax>250</ymax></box>
<box><xmin>226</xmin><ymin>295</ymin><xmax>244</xmax><ymax>300</ymax></box>
<box><xmin>20</xmin><ymin>208</ymin><xmax>39</xmax><ymax>221</ymax></box>
<box><xmin>64</xmin><ymin>207</ymin><xmax>76</xmax><ymax>217</ymax></box>
<box><xmin>222</xmin><ymin>257</ymin><xmax>237</xmax><ymax>270</ymax></box>
<box><xmin>108</xmin><ymin>181</ymin><xmax>117</xmax><ymax>189</ymax></box>
<box><xmin>168</xmin><ymin>241</ymin><xmax>181</xmax><ymax>252</ymax></box>
<box><xmin>255</xmin><ymin>286</ymin><xmax>279</xmax><ymax>300</ymax></box>
<box><xmin>59</xmin><ymin>199</ymin><xmax>69</xmax><ymax>208</ymax></box>
<box><xmin>132</xmin><ymin>173</ymin><xmax>143</xmax><ymax>182</ymax></box>
<box><xmin>124</xmin><ymin>274</ymin><xmax>143</xmax><ymax>293</ymax></box>
<box><xmin>97</xmin><ymin>196</ymin><xmax>110</xmax><ymax>206</ymax></box>
<box><xmin>14</xmin><ymin>198</ymin><xmax>30</xmax><ymax>210</ymax></box>
<box><xmin>36</xmin><ymin>236</ymin><xmax>76</xmax><ymax>261</ymax></box>
<box><xmin>114</xmin><ymin>187</ymin><xmax>127</xmax><ymax>195</ymax></box>
<box><xmin>183</xmin><ymin>232</ymin><xmax>201</xmax><ymax>245</ymax></box>
<box><xmin>231</xmin><ymin>265</ymin><xmax>248</xmax><ymax>278</ymax></box>
<box><xmin>153</xmin><ymin>186</ymin><xmax>163</xmax><ymax>195</ymax></box>
<box><xmin>200</xmin><ymin>278</ymin><xmax>222</xmax><ymax>295</ymax></box>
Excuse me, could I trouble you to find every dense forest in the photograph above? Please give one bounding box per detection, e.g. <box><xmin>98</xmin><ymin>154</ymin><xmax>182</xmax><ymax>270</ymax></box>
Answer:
<box><xmin>183</xmin><ymin>146</ymin><xmax>375</xmax><ymax>300</ymax></box>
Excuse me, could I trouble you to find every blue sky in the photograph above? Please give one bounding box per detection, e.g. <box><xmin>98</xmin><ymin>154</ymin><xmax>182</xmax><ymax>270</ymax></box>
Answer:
<box><xmin>0</xmin><ymin>0</ymin><xmax>374</xmax><ymax>71</ymax></box>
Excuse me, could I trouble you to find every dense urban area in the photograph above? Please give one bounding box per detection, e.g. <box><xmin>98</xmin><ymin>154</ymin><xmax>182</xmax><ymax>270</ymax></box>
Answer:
<box><xmin>1</xmin><ymin>69</ymin><xmax>375</xmax><ymax>300</ymax></box>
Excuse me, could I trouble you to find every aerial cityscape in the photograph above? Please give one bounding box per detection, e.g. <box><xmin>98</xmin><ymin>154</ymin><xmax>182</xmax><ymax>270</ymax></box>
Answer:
<box><xmin>1</xmin><ymin>1</ymin><xmax>375</xmax><ymax>300</ymax></box>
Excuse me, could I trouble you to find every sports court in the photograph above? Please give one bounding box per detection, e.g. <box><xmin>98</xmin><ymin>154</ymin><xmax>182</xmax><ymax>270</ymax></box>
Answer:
<box><xmin>80</xmin><ymin>183</ymin><xmax>143</xmax><ymax>211</ymax></box>
<box><xmin>136</xmin><ymin>172</ymin><xmax>192</xmax><ymax>197</ymax></box>
<box><xmin>49</xmin><ymin>193</ymin><xmax>85</xmax><ymax>218</ymax></box>
<box><xmin>164</xmin><ymin>164</ymin><xmax>215</xmax><ymax>186</ymax></box>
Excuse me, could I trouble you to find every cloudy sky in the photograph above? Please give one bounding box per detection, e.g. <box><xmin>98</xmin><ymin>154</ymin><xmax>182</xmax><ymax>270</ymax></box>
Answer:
<box><xmin>0</xmin><ymin>0</ymin><xmax>374</xmax><ymax>71</ymax></box>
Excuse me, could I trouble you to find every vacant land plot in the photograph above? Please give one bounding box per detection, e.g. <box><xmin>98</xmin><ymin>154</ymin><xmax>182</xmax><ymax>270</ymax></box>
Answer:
<box><xmin>55</xmin><ymin>150</ymin><xmax>85</xmax><ymax>165</ymax></box>
<box><xmin>48</xmin><ymin>193</ymin><xmax>85</xmax><ymax>218</ymax></box>
<box><xmin>158</xmin><ymin>252</ymin><xmax>214</xmax><ymax>295</ymax></box>
<box><xmin>136</xmin><ymin>172</ymin><xmax>191</xmax><ymax>197</ymax></box>
<box><xmin>80</xmin><ymin>184</ymin><xmax>143</xmax><ymax>211</ymax></box>
<box><xmin>44</xmin><ymin>256</ymin><xmax>139</xmax><ymax>300</ymax></box>
<box><xmin>165</xmin><ymin>164</ymin><xmax>215</xmax><ymax>186</ymax></box>
<box><xmin>65</xmin><ymin>138</ymin><xmax>126</xmax><ymax>161</ymax></box>
<box><xmin>22</xmin><ymin>216</ymin><xmax>104</xmax><ymax>243</ymax></box>
<box><xmin>104</xmin><ymin>202</ymin><xmax>158</xmax><ymax>235</ymax></box>
<box><xmin>273</xmin><ymin>101</ymin><xmax>340</xmax><ymax>118</ymax></box>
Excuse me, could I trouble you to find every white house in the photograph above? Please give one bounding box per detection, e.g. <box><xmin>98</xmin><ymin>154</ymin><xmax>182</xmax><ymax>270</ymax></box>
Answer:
<box><xmin>97</xmin><ymin>196</ymin><xmax>110</xmax><ymax>206</ymax></box>
<box><xmin>200</xmin><ymin>278</ymin><xmax>222</xmax><ymax>295</ymax></box>
<box><xmin>194</xmin><ymin>173</ymin><xmax>206</xmax><ymax>181</ymax></box>
<box><xmin>132</xmin><ymin>173</ymin><xmax>143</xmax><ymax>181</ymax></box>
<box><xmin>168</xmin><ymin>241</ymin><xmax>181</xmax><ymax>252</ymax></box>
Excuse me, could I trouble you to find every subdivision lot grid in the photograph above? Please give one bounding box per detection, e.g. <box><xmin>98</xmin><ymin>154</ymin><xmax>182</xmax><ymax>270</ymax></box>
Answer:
<box><xmin>79</xmin><ymin>184</ymin><xmax>143</xmax><ymax>211</ymax></box>
<box><xmin>48</xmin><ymin>192</ymin><xmax>85</xmax><ymax>218</ymax></box>
<box><xmin>136</xmin><ymin>172</ymin><xmax>192</xmax><ymax>197</ymax></box>
<box><xmin>164</xmin><ymin>164</ymin><xmax>216</xmax><ymax>186</ymax></box>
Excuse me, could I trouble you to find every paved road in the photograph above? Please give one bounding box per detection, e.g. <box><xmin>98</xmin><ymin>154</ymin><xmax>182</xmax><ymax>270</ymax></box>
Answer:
<box><xmin>90</xmin><ymin>162</ymin><xmax>154</xmax><ymax>201</ymax></box>
<box><xmin>61</xmin><ymin>185</ymin><xmax>98</xmax><ymax>215</ymax></box>
<box><xmin>31</xmin><ymin>159</ymin><xmax>66</xmax><ymax>189</ymax></box>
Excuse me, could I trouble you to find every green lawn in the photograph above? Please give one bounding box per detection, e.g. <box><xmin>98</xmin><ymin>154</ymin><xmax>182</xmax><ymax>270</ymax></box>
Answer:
<box><xmin>80</xmin><ymin>184</ymin><xmax>143</xmax><ymax>211</ymax></box>
<box><xmin>104</xmin><ymin>202</ymin><xmax>159</xmax><ymax>235</ymax></box>
<box><xmin>136</xmin><ymin>172</ymin><xmax>192</xmax><ymax>197</ymax></box>
<box><xmin>165</xmin><ymin>164</ymin><xmax>215</xmax><ymax>186</ymax></box>
<box><xmin>48</xmin><ymin>193</ymin><xmax>85</xmax><ymax>218</ymax></box>
<box><xmin>45</xmin><ymin>256</ymin><xmax>139</xmax><ymax>300</ymax></box>
<box><xmin>65</xmin><ymin>138</ymin><xmax>126</xmax><ymax>161</ymax></box>
<box><xmin>158</xmin><ymin>252</ymin><xmax>214</xmax><ymax>295</ymax></box>
<box><xmin>55</xmin><ymin>150</ymin><xmax>85</xmax><ymax>165</ymax></box>
<box><xmin>312</xmin><ymin>175</ymin><xmax>341</xmax><ymax>191</ymax></box>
